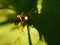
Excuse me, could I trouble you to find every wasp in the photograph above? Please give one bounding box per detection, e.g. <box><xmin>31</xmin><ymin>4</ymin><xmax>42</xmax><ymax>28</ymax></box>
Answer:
<box><xmin>14</xmin><ymin>9</ymin><xmax>35</xmax><ymax>27</ymax></box>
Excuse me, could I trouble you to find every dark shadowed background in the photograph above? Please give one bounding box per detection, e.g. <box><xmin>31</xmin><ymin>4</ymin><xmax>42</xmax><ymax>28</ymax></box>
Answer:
<box><xmin>0</xmin><ymin>0</ymin><xmax>60</xmax><ymax>45</ymax></box>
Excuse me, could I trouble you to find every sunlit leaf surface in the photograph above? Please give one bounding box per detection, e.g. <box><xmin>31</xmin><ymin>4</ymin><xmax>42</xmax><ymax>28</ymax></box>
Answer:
<box><xmin>0</xmin><ymin>19</ymin><xmax>47</xmax><ymax>45</ymax></box>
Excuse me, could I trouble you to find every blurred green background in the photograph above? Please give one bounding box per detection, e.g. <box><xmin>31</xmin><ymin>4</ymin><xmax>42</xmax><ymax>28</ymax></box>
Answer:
<box><xmin>0</xmin><ymin>0</ymin><xmax>60</xmax><ymax>45</ymax></box>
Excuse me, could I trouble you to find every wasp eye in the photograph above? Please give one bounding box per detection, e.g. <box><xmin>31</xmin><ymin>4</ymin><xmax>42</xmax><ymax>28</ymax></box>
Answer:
<box><xmin>24</xmin><ymin>16</ymin><xmax>28</xmax><ymax>20</ymax></box>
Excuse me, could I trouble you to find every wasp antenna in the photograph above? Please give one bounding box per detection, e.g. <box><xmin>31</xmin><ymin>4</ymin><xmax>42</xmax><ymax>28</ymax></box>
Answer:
<box><xmin>25</xmin><ymin>8</ymin><xmax>35</xmax><ymax>16</ymax></box>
